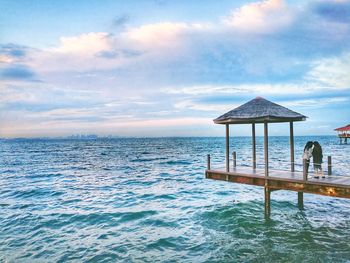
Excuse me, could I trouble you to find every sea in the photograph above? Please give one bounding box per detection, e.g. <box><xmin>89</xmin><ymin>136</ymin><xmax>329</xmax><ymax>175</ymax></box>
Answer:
<box><xmin>0</xmin><ymin>136</ymin><xmax>349</xmax><ymax>262</ymax></box>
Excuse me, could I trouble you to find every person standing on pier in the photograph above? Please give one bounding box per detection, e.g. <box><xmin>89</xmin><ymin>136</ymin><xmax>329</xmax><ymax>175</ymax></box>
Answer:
<box><xmin>303</xmin><ymin>141</ymin><xmax>313</xmax><ymax>176</ymax></box>
<box><xmin>313</xmin><ymin>141</ymin><xmax>324</xmax><ymax>179</ymax></box>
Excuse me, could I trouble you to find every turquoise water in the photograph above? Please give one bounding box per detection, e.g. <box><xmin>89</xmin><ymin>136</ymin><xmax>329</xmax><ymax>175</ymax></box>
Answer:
<box><xmin>0</xmin><ymin>136</ymin><xmax>349</xmax><ymax>262</ymax></box>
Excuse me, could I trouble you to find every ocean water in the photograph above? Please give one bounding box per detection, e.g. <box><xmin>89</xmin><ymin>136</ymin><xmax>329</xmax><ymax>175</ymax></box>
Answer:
<box><xmin>0</xmin><ymin>136</ymin><xmax>349</xmax><ymax>262</ymax></box>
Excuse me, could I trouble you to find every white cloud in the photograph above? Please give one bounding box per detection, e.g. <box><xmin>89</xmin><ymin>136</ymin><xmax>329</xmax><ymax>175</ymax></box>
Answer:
<box><xmin>0</xmin><ymin>55</ymin><xmax>14</xmax><ymax>63</ymax></box>
<box><xmin>122</xmin><ymin>22</ymin><xmax>210</xmax><ymax>50</ymax></box>
<box><xmin>223</xmin><ymin>0</ymin><xmax>294</xmax><ymax>33</ymax></box>
<box><xmin>172</xmin><ymin>97</ymin><xmax>349</xmax><ymax>114</ymax></box>
<box><xmin>174</xmin><ymin>100</ymin><xmax>234</xmax><ymax>112</ymax></box>
<box><xmin>163</xmin><ymin>83</ymin><xmax>332</xmax><ymax>96</ymax></box>
<box><xmin>281</xmin><ymin>97</ymin><xmax>349</xmax><ymax>108</ymax></box>
<box><xmin>29</xmin><ymin>22</ymin><xmax>209</xmax><ymax>72</ymax></box>
<box><xmin>306</xmin><ymin>53</ymin><xmax>350</xmax><ymax>88</ymax></box>
<box><xmin>50</xmin><ymin>32</ymin><xmax>113</xmax><ymax>55</ymax></box>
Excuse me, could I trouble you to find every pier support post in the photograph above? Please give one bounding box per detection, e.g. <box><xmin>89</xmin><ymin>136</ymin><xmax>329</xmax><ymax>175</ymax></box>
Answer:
<box><xmin>252</xmin><ymin>123</ymin><xmax>256</xmax><ymax>169</ymax></box>
<box><xmin>264</xmin><ymin>187</ymin><xmax>271</xmax><ymax>219</ymax></box>
<box><xmin>303</xmin><ymin>159</ymin><xmax>308</xmax><ymax>181</ymax></box>
<box><xmin>264</xmin><ymin>121</ymin><xmax>269</xmax><ymax>177</ymax></box>
<box><xmin>207</xmin><ymin>154</ymin><xmax>211</xmax><ymax>171</ymax></box>
<box><xmin>328</xmin><ymin>156</ymin><xmax>332</xmax><ymax>176</ymax></box>
<box><xmin>290</xmin><ymin>122</ymin><xmax>295</xmax><ymax>172</ymax></box>
<box><xmin>233</xmin><ymin>151</ymin><xmax>237</xmax><ymax>169</ymax></box>
<box><xmin>298</xmin><ymin>192</ymin><xmax>304</xmax><ymax>209</ymax></box>
<box><xmin>226</xmin><ymin>124</ymin><xmax>230</xmax><ymax>172</ymax></box>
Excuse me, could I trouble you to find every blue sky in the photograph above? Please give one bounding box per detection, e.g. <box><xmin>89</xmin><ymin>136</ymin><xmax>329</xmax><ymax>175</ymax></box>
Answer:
<box><xmin>0</xmin><ymin>0</ymin><xmax>349</xmax><ymax>137</ymax></box>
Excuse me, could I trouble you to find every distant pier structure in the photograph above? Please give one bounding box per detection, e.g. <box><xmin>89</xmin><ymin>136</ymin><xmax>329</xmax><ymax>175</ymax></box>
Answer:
<box><xmin>205</xmin><ymin>97</ymin><xmax>350</xmax><ymax>219</ymax></box>
<box><xmin>335</xmin><ymin>124</ymin><xmax>350</xmax><ymax>144</ymax></box>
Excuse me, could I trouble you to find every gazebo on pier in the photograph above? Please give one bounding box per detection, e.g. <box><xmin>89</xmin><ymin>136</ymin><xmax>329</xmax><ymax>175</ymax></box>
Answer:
<box><xmin>205</xmin><ymin>97</ymin><xmax>349</xmax><ymax>219</ymax></box>
<box><xmin>213</xmin><ymin>96</ymin><xmax>306</xmax><ymax>174</ymax></box>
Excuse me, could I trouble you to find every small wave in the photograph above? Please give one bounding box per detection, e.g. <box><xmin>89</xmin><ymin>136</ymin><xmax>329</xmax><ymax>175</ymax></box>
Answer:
<box><xmin>131</xmin><ymin>157</ymin><xmax>168</xmax><ymax>162</ymax></box>
<box><xmin>118</xmin><ymin>210</ymin><xmax>158</xmax><ymax>223</ymax></box>
<box><xmin>158</xmin><ymin>172</ymin><xmax>170</xmax><ymax>177</ymax></box>
<box><xmin>34</xmin><ymin>210</ymin><xmax>157</xmax><ymax>230</ymax></box>
<box><xmin>141</xmin><ymin>218</ymin><xmax>179</xmax><ymax>228</ymax></box>
<box><xmin>11</xmin><ymin>188</ymin><xmax>64</xmax><ymax>199</ymax></box>
<box><xmin>146</xmin><ymin>237</ymin><xmax>178</xmax><ymax>250</ymax></box>
<box><xmin>1</xmin><ymin>169</ymin><xmax>16</xmax><ymax>174</ymax></box>
<box><xmin>155</xmin><ymin>194</ymin><xmax>177</xmax><ymax>200</ymax></box>
<box><xmin>27</xmin><ymin>173</ymin><xmax>64</xmax><ymax>179</ymax></box>
<box><xmin>161</xmin><ymin>160</ymin><xmax>192</xmax><ymax>165</ymax></box>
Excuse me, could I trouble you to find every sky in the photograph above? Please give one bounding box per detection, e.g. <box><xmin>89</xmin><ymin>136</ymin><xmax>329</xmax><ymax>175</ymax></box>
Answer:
<box><xmin>0</xmin><ymin>0</ymin><xmax>349</xmax><ymax>137</ymax></box>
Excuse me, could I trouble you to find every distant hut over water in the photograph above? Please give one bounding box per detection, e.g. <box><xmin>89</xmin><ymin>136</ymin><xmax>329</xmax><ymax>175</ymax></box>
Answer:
<box><xmin>335</xmin><ymin>124</ymin><xmax>350</xmax><ymax>144</ymax></box>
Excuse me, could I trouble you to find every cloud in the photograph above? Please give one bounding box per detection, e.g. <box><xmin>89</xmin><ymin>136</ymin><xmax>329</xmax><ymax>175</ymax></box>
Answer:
<box><xmin>223</xmin><ymin>0</ymin><xmax>294</xmax><ymax>33</ymax></box>
<box><xmin>306</xmin><ymin>52</ymin><xmax>350</xmax><ymax>88</ymax></box>
<box><xmin>171</xmin><ymin>96</ymin><xmax>350</xmax><ymax>115</ymax></box>
<box><xmin>0</xmin><ymin>65</ymin><xmax>37</xmax><ymax>81</ymax></box>
<box><xmin>174</xmin><ymin>100</ymin><xmax>234</xmax><ymax>112</ymax></box>
<box><xmin>96</xmin><ymin>51</ymin><xmax>118</xmax><ymax>59</ymax></box>
<box><xmin>122</xmin><ymin>22</ymin><xmax>210</xmax><ymax>51</ymax></box>
<box><xmin>19</xmin><ymin>0</ymin><xmax>350</xmax><ymax>76</ymax></box>
<box><xmin>281</xmin><ymin>97</ymin><xmax>349</xmax><ymax>108</ymax></box>
<box><xmin>50</xmin><ymin>32</ymin><xmax>113</xmax><ymax>55</ymax></box>
<box><xmin>312</xmin><ymin>0</ymin><xmax>350</xmax><ymax>23</ymax></box>
<box><xmin>0</xmin><ymin>44</ymin><xmax>29</xmax><ymax>63</ymax></box>
<box><xmin>0</xmin><ymin>84</ymin><xmax>103</xmax><ymax>112</ymax></box>
<box><xmin>113</xmin><ymin>14</ymin><xmax>129</xmax><ymax>27</ymax></box>
<box><xmin>162</xmin><ymin>83</ymin><xmax>335</xmax><ymax>96</ymax></box>
<box><xmin>0</xmin><ymin>43</ymin><xmax>26</xmax><ymax>57</ymax></box>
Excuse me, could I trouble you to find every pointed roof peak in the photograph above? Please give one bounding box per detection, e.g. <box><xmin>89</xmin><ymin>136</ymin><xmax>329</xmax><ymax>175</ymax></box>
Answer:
<box><xmin>214</xmin><ymin>97</ymin><xmax>307</xmax><ymax>124</ymax></box>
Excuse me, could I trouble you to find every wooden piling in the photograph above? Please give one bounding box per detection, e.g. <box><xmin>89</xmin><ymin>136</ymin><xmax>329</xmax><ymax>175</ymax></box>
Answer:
<box><xmin>233</xmin><ymin>151</ymin><xmax>237</xmax><ymax>168</ymax></box>
<box><xmin>207</xmin><ymin>154</ymin><xmax>211</xmax><ymax>171</ymax></box>
<box><xmin>298</xmin><ymin>192</ymin><xmax>304</xmax><ymax>209</ymax></box>
<box><xmin>303</xmin><ymin>159</ymin><xmax>308</xmax><ymax>181</ymax></box>
<box><xmin>328</xmin><ymin>156</ymin><xmax>332</xmax><ymax>176</ymax></box>
<box><xmin>264</xmin><ymin>187</ymin><xmax>271</xmax><ymax>219</ymax></box>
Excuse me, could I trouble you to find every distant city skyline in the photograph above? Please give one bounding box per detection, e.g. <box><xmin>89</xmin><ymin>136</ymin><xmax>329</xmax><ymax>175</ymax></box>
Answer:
<box><xmin>1</xmin><ymin>0</ymin><xmax>349</xmax><ymax>137</ymax></box>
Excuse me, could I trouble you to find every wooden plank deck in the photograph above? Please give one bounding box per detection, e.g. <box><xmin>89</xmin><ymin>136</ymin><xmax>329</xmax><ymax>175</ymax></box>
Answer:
<box><xmin>206</xmin><ymin>166</ymin><xmax>350</xmax><ymax>199</ymax></box>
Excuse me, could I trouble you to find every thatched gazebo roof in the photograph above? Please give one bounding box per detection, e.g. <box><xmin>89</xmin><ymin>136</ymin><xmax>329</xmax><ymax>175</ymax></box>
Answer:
<box><xmin>214</xmin><ymin>97</ymin><xmax>307</xmax><ymax>124</ymax></box>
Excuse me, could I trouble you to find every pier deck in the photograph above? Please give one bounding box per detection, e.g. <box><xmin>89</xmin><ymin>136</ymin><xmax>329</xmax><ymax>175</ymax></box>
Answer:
<box><xmin>206</xmin><ymin>167</ymin><xmax>350</xmax><ymax>199</ymax></box>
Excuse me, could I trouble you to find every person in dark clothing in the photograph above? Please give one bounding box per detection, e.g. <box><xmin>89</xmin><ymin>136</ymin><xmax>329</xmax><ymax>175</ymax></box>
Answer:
<box><xmin>303</xmin><ymin>141</ymin><xmax>313</xmax><ymax>176</ymax></box>
<box><xmin>312</xmin><ymin>141</ymin><xmax>324</xmax><ymax>179</ymax></box>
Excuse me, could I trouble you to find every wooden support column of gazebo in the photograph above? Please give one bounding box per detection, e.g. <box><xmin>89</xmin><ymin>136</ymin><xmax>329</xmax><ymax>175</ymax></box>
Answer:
<box><xmin>252</xmin><ymin>123</ymin><xmax>256</xmax><ymax>169</ymax></box>
<box><xmin>226</xmin><ymin>124</ymin><xmax>230</xmax><ymax>172</ymax></box>
<box><xmin>213</xmin><ymin>97</ymin><xmax>307</xmax><ymax>218</ymax></box>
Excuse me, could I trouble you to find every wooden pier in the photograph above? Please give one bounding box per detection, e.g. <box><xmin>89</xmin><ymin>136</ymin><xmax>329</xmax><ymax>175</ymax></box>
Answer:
<box><xmin>206</xmin><ymin>161</ymin><xmax>350</xmax><ymax>217</ymax></box>
<box><xmin>206</xmin><ymin>97</ymin><xmax>350</xmax><ymax>218</ymax></box>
